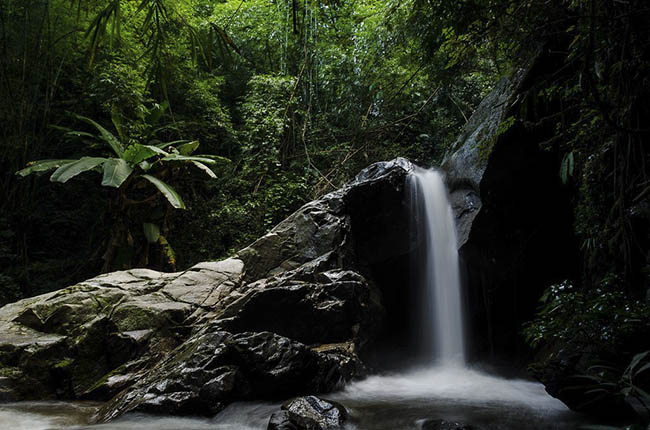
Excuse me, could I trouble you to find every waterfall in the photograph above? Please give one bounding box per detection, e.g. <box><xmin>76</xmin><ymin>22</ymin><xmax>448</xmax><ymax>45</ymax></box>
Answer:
<box><xmin>409</xmin><ymin>168</ymin><xmax>465</xmax><ymax>366</ymax></box>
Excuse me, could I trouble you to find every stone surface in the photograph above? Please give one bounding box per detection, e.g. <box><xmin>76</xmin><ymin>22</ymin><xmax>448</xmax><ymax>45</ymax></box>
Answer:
<box><xmin>439</xmin><ymin>53</ymin><xmax>581</xmax><ymax>368</ymax></box>
<box><xmin>0</xmin><ymin>158</ymin><xmax>414</xmax><ymax>421</ymax></box>
<box><xmin>420</xmin><ymin>418</ymin><xmax>477</xmax><ymax>430</ymax></box>
<box><xmin>267</xmin><ymin>396</ymin><xmax>347</xmax><ymax>430</ymax></box>
<box><xmin>0</xmin><ymin>258</ymin><xmax>245</xmax><ymax>400</ymax></box>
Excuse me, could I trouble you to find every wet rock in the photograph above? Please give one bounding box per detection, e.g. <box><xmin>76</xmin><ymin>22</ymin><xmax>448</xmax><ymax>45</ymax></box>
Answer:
<box><xmin>267</xmin><ymin>396</ymin><xmax>348</xmax><ymax>430</ymax></box>
<box><xmin>440</xmin><ymin>53</ymin><xmax>580</xmax><ymax>367</ymax></box>
<box><xmin>420</xmin><ymin>418</ymin><xmax>476</xmax><ymax>430</ymax></box>
<box><xmin>0</xmin><ymin>259</ymin><xmax>245</xmax><ymax>401</ymax></box>
<box><xmin>219</xmin><ymin>267</ymin><xmax>379</xmax><ymax>346</ymax></box>
<box><xmin>96</xmin><ymin>330</ymin><xmax>351</xmax><ymax>421</ymax></box>
<box><xmin>0</xmin><ymin>157</ymin><xmax>414</xmax><ymax>419</ymax></box>
<box><xmin>529</xmin><ymin>346</ymin><xmax>639</xmax><ymax>420</ymax></box>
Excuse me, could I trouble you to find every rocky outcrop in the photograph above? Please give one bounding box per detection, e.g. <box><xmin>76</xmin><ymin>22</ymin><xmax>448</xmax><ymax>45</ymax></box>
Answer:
<box><xmin>0</xmin><ymin>259</ymin><xmax>244</xmax><ymax>401</ymax></box>
<box><xmin>441</xmin><ymin>52</ymin><xmax>580</xmax><ymax>366</ymax></box>
<box><xmin>0</xmin><ymin>158</ymin><xmax>414</xmax><ymax>420</ymax></box>
<box><xmin>267</xmin><ymin>396</ymin><xmax>348</xmax><ymax>430</ymax></box>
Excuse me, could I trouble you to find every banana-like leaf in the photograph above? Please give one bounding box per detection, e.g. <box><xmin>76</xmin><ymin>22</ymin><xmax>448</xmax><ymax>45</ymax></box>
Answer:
<box><xmin>102</xmin><ymin>158</ymin><xmax>133</xmax><ymax>188</ymax></box>
<box><xmin>50</xmin><ymin>157</ymin><xmax>108</xmax><ymax>183</ymax></box>
<box><xmin>16</xmin><ymin>159</ymin><xmax>74</xmax><ymax>177</ymax></box>
<box><xmin>162</xmin><ymin>154</ymin><xmax>217</xmax><ymax>164</ymax></box>
<box><xmin>178</xmin><ymin>141</ymin><xmax>199</xmax><ymax>155</ymax></box>
<box><xmin>191</xmin><ymin>161</ymin><xmax>217</xmax><ymax>178</ymax></box>
<box><xmin>123</xmin><ymin>144</ymin><xmax>168</xmax><ymax>165</ymax></box>
<box><xmin>143</xmin><ymin>223</ymin><xmax>161</xmax><ymax>244</ymax></box>
<box><xmin>64</xmin><ymin>131</ymin><xmax>96</xmax><ymax>139</ymax></box>
<box><xmin>155</xmin><ymin>139</ymin><xmax>191</xmax><ymax>150</ymax></box>
<box><xmin>560</xmin><ymin>151</ymin><xmax>575</xmax><ymax>184</ymax></box>
<box><xmin>194</xmin><ymin>154</ymin><xmax>231</xmax><ymax>163</ymax></box>
<box><xmin>141</xmin><ymin>174</ymin><xmax>186</xmax><ymax>209</ymax></box>
<box><xmin>74</xmin><ymin>114</ymin><xmax>124</xmax><ymax>157</ymax></box>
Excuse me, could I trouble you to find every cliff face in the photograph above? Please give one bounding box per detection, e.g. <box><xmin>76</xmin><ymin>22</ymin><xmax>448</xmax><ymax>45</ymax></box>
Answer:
<box><xmin>442</xmin><ymin>55</ymin><xmax>580</xmax><ymax>366</ymax></box>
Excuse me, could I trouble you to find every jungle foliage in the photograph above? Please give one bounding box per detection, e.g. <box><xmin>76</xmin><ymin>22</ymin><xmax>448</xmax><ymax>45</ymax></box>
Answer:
<box><xmin>0</xmin><ymin>0</ymin><xmax>496</xmax><ymax>302</ymax></box>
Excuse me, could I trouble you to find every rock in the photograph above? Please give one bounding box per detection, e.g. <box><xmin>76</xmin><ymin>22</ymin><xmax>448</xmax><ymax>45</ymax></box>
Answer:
<box><xmin>268</xmin><ymin>411</ymin><xmax>307</xmax><ymax>430</ymax></box>
<box><xmin>420</xmin><ymin>418</ymin><xmax>476</xmax><ymax>430</ymax></box>
<box><xmin>440</xmin><ymin>52</ymin><xmax>581</xmax><ymax>366</ymax></box>
<box><xmin>0</xmin><ymin>258</ymin><xmax>245</xmax><ymax>400</ymax></box>
<box><xmin>0</xmin><ymin>157</ymin><xmax>415</xmax><ymax>419</ymax></box>
<box><xmin>267</xmin><ymin>396</ymin><xmax>348</xmax><ymax>430</ymax></box>
<box><xmin>528</xmin><ymin>339</ymin><xmax>643</xmax><ymax>420</ymax></box>
<box><xmin>96</xmin><ymin>329</ymin><xmax>351</xmax><ymax>421</ymax></box>
<box><xmin>0</xmin><ymin>154</ymin><xmax>423</xmax><ymax>420</ymax></box>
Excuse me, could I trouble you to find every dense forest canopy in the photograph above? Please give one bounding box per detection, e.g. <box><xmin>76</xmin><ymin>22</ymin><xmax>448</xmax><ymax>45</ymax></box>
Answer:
<box><xmin>0</xmin><ymin>0</ymin><xmax>498</xmax><ymax>300</ymax></box>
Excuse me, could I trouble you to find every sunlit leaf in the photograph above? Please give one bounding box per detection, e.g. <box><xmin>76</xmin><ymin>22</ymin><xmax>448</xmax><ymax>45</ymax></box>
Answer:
<box><xmin>16</xmin><ymin>160</ymin><xmax>75</xmax><ymax>177</ymax></box>
<box><xmin>191</xmin><ymin>161</ymin><xmax>217</xmax><ymax>178</ymax></box>
<box><xmin>141</xmin><ymin>174</ymin><xmax>186</xmax><ymax>209</ymax></box>
<box><xmin>50</xmin><ymin>157</ymin><xmax>108</xmax><ymax>183</ymax></box>
<box><xmin>74</xmin><ymin>115</ymin><xmax>124</xmax><ymax>157</ymax></box>
<box><xmin>123</xmin><ymin>144</ymin><xmax>168</xmax><ymax>165</ymax></box>
<box><xmin>101</xmin><ymin>158</ymin><xmax>133</xmax><ymax>188</ymax></box>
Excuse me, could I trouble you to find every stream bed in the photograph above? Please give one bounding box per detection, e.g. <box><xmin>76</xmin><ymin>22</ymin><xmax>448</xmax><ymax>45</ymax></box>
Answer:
<box><xmin>0</xmin><ymin>366</ymin><xmax>595</xmax><ymax>430</ymax></box>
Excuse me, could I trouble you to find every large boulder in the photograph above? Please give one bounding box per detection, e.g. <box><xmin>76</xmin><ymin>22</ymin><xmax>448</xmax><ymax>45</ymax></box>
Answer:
<box><xmin>0</xmin><ymin>158</ymin><xmax>414</xmax><ymax>420</ymax></box>
<box><xmin>97</xmin><ymin>329</ymin><xmax>353</xmax><ymax>421</ymax></box>
<box><xmin>441</xmin><ymin>52</ymin><xmax>580</xmax><ymax>365</ymax></box>
<box><xmin>0</xmin><ymin>259</ymin><xmax>244</xmax><ymax>400</ymax></box>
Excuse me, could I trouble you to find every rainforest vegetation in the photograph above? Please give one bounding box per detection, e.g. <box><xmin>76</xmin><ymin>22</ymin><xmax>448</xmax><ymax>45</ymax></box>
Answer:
<box><xmin>1</xmin><ymin>0</ymin><xmax>649</xmax><ymax>424</ymax></box>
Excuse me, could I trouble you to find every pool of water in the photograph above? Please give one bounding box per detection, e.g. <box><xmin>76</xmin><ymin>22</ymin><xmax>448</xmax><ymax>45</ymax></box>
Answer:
<box><xmin>0</xmin><ymin>366</ymin><xmax>594</xmax><ymax>430</ymax></box>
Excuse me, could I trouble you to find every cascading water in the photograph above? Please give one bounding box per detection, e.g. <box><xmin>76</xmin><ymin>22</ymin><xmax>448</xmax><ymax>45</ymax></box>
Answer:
<box><xmin>408</xmin><ymin>167</ymin><xmax>465</xmax><ymax>366</ymax></box>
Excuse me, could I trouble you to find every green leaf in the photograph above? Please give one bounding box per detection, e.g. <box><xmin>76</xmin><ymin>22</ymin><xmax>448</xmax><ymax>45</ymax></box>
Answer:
<box><xmin>102</xmin><ymin>158</ymin><xmax>133</xmax><ymax>188</ymax></box>
<box><xmin>146</xmin><ymin>100</ymin><xmax>169</xmax><ymax>125</ymax></box>
<box><xmin>629</xmin><ymin>351</ymin><xmax>649</xmax><ymax>373</ymax></box>
<box><xmin>155</xmin><ymin>139</ymin><xmax>192</xmax><ymax>150</ymax></box>
<box><xmin>178</xmin><ymin>140</ymin><xmax>199</xmax><ymax>155</ymax></box>
<box><xmin>191</xmin><ymin>161</ymin><xmax>217</xmax><ymax>178</ymax></box>
<box><xmin>143</xmin><ymin>223</ymin><xmax>161</xmax><ymax>244</ymax></box>
<box><xmin>139</xmin><ymin>160</ymin><xmax>153</xmax><ymax>171</ymax></box>
<box><xmin>111</xmin><ymin>104</ymin><xmax>127</xmax><ymax>142</ymax></box>
<box><xmin>123</xmin><ymin>144</ymin><xmax>168</xmax><ymax>165</ymax></box>
<box><xmin>64</xmin><ymin>131</ymin><xmax>96</xmax><ymax>139</ymax></box>
<box><xmin>50</xmin><ymin>157</ymin><xmax>108</xmax><ymax>183</ymax></box>
<box><xmin>162</xmin><ymin>154</ymin><xmax>217</xmax><ymax>164</ymax></box>
<box><xmin>16</xmin><ymin>159</ymin><xmax>75</xmax><ymax>177</ymax></box>
<box><xmin>141</xmin><ymin>174</ymin><xmax>186</xmax><ymax>209</ymax></box>
<box><xmin>560</xmin><ymin>152</ymin><xmax>575</xmax><ymax>184</ymax></box>
<box><xmin>194</xmin><ymin>154</ymin><xmax>231</xmax><ymax>163</ymax></box>
<box><xmin>74</xmin><ymin>114</ymin><xmax>124</xmax><ymax>157</ymax></box>
<box><xmin>633</xmin><ymin>362</ymin><xmax>650</xmax><ymax>376</ymax></box>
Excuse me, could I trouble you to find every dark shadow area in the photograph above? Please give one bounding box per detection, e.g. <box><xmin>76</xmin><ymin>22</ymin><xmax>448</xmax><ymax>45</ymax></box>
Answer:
<box><xmin>460</xmin><ymin>122</ymin><xmax>581</xmax><ymax>367</ymax></box>
<box><xmin>344</xmin><ymin>172</ymin><xmax>426</xmax><ymax>370</ymax></box>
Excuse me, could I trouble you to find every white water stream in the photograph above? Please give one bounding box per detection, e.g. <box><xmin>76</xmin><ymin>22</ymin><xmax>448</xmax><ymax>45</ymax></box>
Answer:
<box><xmin>408</xmin><ymin>167</ymin><xmax>465</xmax><ymax>365</ymax></box>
